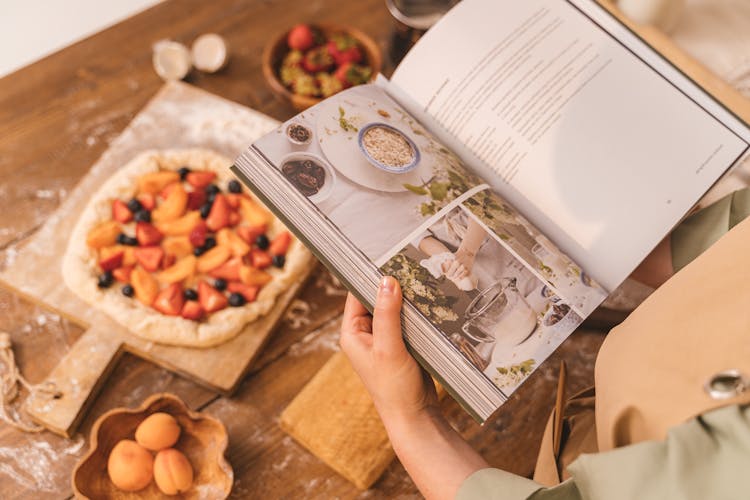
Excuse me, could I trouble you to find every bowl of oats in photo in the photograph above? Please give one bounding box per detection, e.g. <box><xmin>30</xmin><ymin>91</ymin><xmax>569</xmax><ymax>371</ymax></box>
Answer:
<box><xmin>357</xmin><ymin>122</ymin><xmax>421</xmax><ymax>174</ymax></box>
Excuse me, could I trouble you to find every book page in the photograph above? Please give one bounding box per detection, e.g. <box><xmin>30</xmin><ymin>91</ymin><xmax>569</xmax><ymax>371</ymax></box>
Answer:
<box><xmin>251</xmin><ymin>83</ymin><xmax>606</xmax><ymax>397</ymax></box>
<box><xmin>391</xmin><ymin>0</ymin><xmax>749</xmax><ymax>291</ymax></box>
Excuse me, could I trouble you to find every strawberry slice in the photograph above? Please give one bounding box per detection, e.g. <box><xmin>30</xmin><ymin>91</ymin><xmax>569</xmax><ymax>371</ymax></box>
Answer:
<box><xmin>135</xmin><ymin>222</ymin><xmax>163</xmax><ymax>246</ymax></box>
<box><xmin>268</xmin><ymin>231</ymin><xmax>292</xmax><ymax>256</ymax></box>
<box><xmin>208</xmin><ymin>257</ymin><xmax>243</xmax><ymax>281</ymax></box>
<box><xmin>131</xmin><ymin>266</ymin><xmax>159</xmax><ymax>306</ymax></box>
<box><xmin>153</xmin><ymin>283</ymin><xmax>185</xmax><ymax>316</ymax></box>
<box><xmin>180</xmin><ymin>300</ymin><xmax>204</xmax><ymax>321</ymax></box>
<box><xmin>250</xmin><ymin>249</ymin><xmax>272</xmax><ymax>269</ymax></box>
<box><xmin>227</xmin><ymin>282</ymin><xmax>260</xmax><ymax>303</ymax></box>
<box><xmin>237</xmin><ymin>224</ymin><xmax>267</xmax><ymax>245</ymax></box>
<box><xmin>187</xmin><ymin>190</ymin><xmax>207</xmax><ymax>210</ymax></box>
<box><xmin>198</xmin><ymin>281</ymin><xmax>228</xmax><ymax>313</ymax></box>
<box><xmin>137</xmin><ymin>193</ymin><xmax>157</xmax><ymax>211</ymax></box>
<box><xmin>188</xmin><ymin>221</ymin><xmax>208</xmax><ymax>248</ymax></box>
<box><xmin>186</xmin><ymin>171</ymin><xmax>217</xmax><ymax>189</ymax></box>
<box><xmin>112</xmin><ymin>200</ymin><xmax>133</xmax><ymax>223</ymax></box>
<box><xmin>112</xmin><ymin>266</ymin><xmax>133</xmax><ymax>283</ymax></box>
<box><xmin>206</xmin><ymin>194</ymin><xmax>230</xmax><ymax>232</ymax></box>
<box><xmin>134</xmin><ymin>246</ymin><xmax>164</xmax><ymax>272</ymax></box>
<box><xmin>161</xmin><ymin>253</ymin><xmax>176</xmax><ymax>270</ymax></box>
<box><xmin>99</xmin><ymin>250</ymin><xmax>124</xmax><ymax>272</ymax></box>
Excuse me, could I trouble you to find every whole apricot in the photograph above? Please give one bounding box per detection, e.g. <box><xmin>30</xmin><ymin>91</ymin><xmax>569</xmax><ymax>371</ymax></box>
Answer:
<box><xmin>107</xmin><ymin>439</ymin><xmax>154</xmax><ymax>492</ymax></box>
<box><xmin>135</xmin><ymin>412</ymin><xmax>181</xmax><ymax>451</ymax></box>
<box><xmin>153</xmin><ymin>448</ymin><xmax>194</xmax><ymax>495</ymax></box>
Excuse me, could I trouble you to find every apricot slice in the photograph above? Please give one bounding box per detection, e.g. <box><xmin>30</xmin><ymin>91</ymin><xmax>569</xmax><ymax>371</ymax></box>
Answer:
<box><xmin>162</xmin><ymin>236</ymin><xmax>193</xmax><ymax>258</ymax></box>
<box><xmin>86</xmin><ymin>221</ymin><xmax>121</xmax><ymax>249</ymax></box>
<box><xmin>131</xmin><ymin>266</ymin><xmax>159</xmax><ymax>306</ymax></box>
<box><xmin>155</xmin><ymin>211</ymin><xmax>201</xmax><ymax>237</ymax></box>
<box><xmin>239</xmin><ymin>197</ymin><xmax>272</xmax><ymax>226</ymax></box>
<box><xmin>216</xmin><ymin>228</ymin><xmax>250</xmax><ymax>257</ymax></box>
<box><xmin>240</xmin><ymin>265</ymin><xmax>272</xmax><ymax>286</ymax></box>
<box><xmin>196</xmin><ymin>245</ymin><xmax>231</xmax><ymax>273</ymax></box>
<box><xmin>158</xmin><ymin>255</ymin><xmax>197</xmax><ymax>284</ymax></box>
<box><xmin>138</xmin><ymin>171</ymin><xmax>180</xmax><ymax>195</ymax></box>
<box><xmin>152</xmin><ymin>184</ymin><xmax>188</xmax><ymax>223</ymax></box>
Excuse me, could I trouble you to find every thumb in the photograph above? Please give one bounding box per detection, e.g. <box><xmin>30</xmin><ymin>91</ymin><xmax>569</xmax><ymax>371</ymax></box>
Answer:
<box><xmin>372</xmin><ymin>276</ymin><xmax>406</xmax><ymax>357</ymax></box>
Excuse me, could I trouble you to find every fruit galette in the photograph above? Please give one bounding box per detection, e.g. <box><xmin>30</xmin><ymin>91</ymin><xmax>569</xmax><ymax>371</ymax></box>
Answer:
<box><xmin>63</xmin><ymin>149</ymin><xmax>309</xmax><ymax>347</ymax></box>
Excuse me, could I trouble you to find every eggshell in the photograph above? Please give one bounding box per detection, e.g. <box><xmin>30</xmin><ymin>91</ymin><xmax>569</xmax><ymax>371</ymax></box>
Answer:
<box><xmin>153</xmin><ymin>448</ymin><xmax>194</xmax><ymax>495</ymax></box>
<box><xmin>107</xmin><ymin>440</ymin><xmax>154</xmax><ymax>492</ymax></box>
<box><xmin>135</xmin><ymin>412</ymin><xmax>181</xmax><ymax>451</ymax></box>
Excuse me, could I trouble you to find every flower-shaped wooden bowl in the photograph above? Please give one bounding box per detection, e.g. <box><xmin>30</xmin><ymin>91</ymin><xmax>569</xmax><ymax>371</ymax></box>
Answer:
<box><xmin>73</xmin><ymin>393</ymin><xmax>232</xmax><ymax>499</ymax></box>
<box><xmin>262</xmin><ymin>23</ymin><xmax>383</xmax><ymax>111</ymax></box>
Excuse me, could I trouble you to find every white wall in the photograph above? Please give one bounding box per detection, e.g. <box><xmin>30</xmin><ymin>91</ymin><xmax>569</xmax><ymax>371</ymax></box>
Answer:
<box><xmin>0</xmin><ymin>0</ymin><xmax>163</xmax><ymax>78</ymax></box>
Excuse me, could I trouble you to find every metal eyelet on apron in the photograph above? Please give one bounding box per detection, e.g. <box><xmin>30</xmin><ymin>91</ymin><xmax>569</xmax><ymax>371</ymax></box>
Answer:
<box><xmin>704</xmin><ymin>370</ymin><xmax>749</xmax><ymax>399</ymax></box>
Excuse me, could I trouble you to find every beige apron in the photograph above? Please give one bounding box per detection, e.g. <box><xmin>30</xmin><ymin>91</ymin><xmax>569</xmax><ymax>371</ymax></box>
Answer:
<box><xmin>533</xmin><ymin>216</ymin><xmax>750</xmax><ymax>486</ymax></box>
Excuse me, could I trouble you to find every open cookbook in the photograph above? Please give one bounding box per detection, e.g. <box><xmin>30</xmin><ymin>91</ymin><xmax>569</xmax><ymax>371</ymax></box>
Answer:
<box><xmin>234</xmin><ymin>0</ymin><xmax>750</xmax><ymax>421</ymax></box>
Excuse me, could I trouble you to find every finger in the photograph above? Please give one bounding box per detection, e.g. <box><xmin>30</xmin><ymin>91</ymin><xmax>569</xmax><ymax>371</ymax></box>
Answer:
<box><xmin>343</xmin><ymin>293</ymin><xmax>370</xmax><ymax>330</ymax></box>
<box><xmin>447</xmin><ymin>260</ymin><xmax>460</xmax><ymax>275</ymax></box>
<box><xmin>372</xmin><ymin>276</ymin><xmax>407</xmax><ymax>358</ymax></box>
<box><xmin>456</xmin><ymin>266</ymin><xmax>468</xmax><ymax>279</ymax></box>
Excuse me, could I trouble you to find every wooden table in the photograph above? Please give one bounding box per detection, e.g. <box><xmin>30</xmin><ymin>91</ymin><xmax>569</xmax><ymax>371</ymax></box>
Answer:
<box><xmin>7</xmin><ymin>0</ymin><xmax>732</xmax><ymax>497</ymax></box>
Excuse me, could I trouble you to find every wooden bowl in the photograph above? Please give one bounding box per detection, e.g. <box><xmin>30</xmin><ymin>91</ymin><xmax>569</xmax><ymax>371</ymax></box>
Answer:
<box><xmin>72</xmin><ymin>393</ymin><xmax>232</xmax><ymax>499</ymax></box>
<box><xmin>262</xmin><ymin>24</ymin><xmax>383</xmax><ymax>111</ymax></box>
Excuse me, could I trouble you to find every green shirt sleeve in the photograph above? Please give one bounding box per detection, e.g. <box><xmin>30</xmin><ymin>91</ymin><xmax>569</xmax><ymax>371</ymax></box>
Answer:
<box><xmin>671</xmin><ymin>187</ymin><xmax>750</xmax><ymax>272</ymax></box>
<box><xmin>455</xmin><ymin>405</ymin><xmax>750</xmax><ymax>500</ymax></box>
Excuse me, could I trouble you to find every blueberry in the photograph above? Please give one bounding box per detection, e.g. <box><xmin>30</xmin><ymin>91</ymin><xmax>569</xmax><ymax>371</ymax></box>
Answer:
<box><xmin>127</xmin><ymin>198</ymin><xmax>142</xmax><ymax>213</ymax></box>
<box><xmin>117</xmin><ymin>233</ymin><xmax>138</xmax><ymax>246</ymax></box>
<box><xmin>255</xmin><ymin>234</ymin><xmax>270</xmax><ymax>250</ymax></box>
<box><xmin>199</xmin><ymin>203</ymin><xmax>212</xmax><ymax>219</ymax></box>
<box><xmin>178</xmin><ymin>166</ymin><xmax>191</xmax><ymax>180</ymax></box>
<box><xmin>193</xmin><ymin>246</ymin><xmax>206</xmax><ymax>257</ymax></box>
<box><xmin>228</xmin><ymin>180</ymin><xmax>241</xmax><ymax>193</ymax></box>
<box><xmin>228</xmin><ymin>293</ymin><xmax>246</xmax><ymax>307</ymax></box>
<box><xmin>97</xmin><ymin>271</ymin><xmax>114</xmax><ymax>289</ymax></box>
<box><xmin>214</xmin><ymin>278</ymin><xmax>227</xmax><ymax>291</ymax></box>
<box><xmin>204</xmin><ymin>237</ymin><xmax>216</xmax><ymax>250</ymax></box>
<box><xmin>272</xmin><ymin>254</ymin><xmax>286</xmax><ymax>268</ymax></box>
<box><xmin>134</xmin><ymin>210</ymin><xmax>151</xmax><ymax>223</ymax></box>
<box><xmin>205</xmin><ymin>184</ymin><xmax>220</xmax><ymax>196</ymax></box>
<box><xmin>183</xmin><ymin>288</ymin><xmax>198</xmax><ymax>301</ymax></box>
<box><xmin>121</xmin><ymin>284</ymin><xmax>135</xmax><ymax>297</ymax></box>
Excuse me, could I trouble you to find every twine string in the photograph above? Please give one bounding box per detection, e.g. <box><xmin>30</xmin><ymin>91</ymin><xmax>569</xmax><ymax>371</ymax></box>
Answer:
<box><xmin>0</xmin><ymin>332</ymin><xmax>62</xmax><ymax>433</ymax></box>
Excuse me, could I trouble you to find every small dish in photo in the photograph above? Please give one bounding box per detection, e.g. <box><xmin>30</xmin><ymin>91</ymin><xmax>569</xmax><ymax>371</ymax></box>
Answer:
<box><xmin>279</xmin><ymin>152</ymin><xmax>336</xmax><ymax>203</ymax></box>
<box><xmin>285</xmin><ymin>121</ymin><xmax>313</xmax><ymax>146</ymax></box>
<box><xmin>357</xmin><ymin>122</ymin><xmax>420</xmax><ymax>174</ymax></box>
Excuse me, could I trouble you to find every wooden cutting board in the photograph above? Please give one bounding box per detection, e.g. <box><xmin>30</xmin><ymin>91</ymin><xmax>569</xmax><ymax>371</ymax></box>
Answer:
<box><xmin>0</xmin><ymin>81</ymin><xmax>314</xmax><ymax>438</ymax></box>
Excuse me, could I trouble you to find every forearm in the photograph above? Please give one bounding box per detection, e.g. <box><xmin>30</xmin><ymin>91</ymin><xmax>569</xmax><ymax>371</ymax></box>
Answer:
<box><xmin>383</xmin><ymin>408</ymin><xmax>489</xmax><ymax>500</ymax></box>
<box><xmin>419</xmin><ymin>236</ymin><xmax>452</xmax><ymax>256</ymax></box>
<box><xmin>458</xmin><ymin>219</ymin><xmax>487</xmax><ymax>256</ymax></box>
